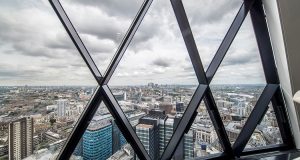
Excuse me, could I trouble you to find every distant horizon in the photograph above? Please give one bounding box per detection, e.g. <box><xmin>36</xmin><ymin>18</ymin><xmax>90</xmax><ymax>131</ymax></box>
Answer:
<box><xmin>0</xmin><ymin>83</ymin><xmax>267</xmax><ymax>87</ymax></box>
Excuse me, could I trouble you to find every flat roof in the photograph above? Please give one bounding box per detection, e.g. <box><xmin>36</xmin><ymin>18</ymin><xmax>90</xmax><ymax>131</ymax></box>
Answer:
<box><xmin>136</xmin><ymin>123</ymin><xmax>153</xmax><ymax>129</ymax></box>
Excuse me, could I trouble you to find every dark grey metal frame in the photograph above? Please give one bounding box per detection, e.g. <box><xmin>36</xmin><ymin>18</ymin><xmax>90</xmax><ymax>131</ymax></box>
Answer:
<box><xmin>49</xmin><ymin>0</ymin><xmax>153</xmax><ymax>159</ymax></box>
<box><xmin>48</xmin><ymin>0</ymin><xmax>295</xmax><ymax>159</ymax></box>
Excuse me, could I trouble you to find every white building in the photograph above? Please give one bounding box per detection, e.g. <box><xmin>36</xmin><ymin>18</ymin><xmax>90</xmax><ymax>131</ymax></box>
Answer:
<box><xmin>56</xmin><ymin>99</ymin><xmax>69</xmax><ymax>117</ymax></box>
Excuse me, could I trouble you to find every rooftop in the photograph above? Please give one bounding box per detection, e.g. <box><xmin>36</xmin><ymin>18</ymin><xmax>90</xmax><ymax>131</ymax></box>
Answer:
<box><xmin>136</xmin><ymin>123</ymin><xmax>154</xmax><ymax>129</ymax></box>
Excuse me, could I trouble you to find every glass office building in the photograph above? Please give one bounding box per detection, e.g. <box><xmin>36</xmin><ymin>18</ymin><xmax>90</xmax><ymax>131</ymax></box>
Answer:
<box><xmin>82</xmin><ymin>116</ymin><xmax>112</xmax><ymax>160</ymax></box>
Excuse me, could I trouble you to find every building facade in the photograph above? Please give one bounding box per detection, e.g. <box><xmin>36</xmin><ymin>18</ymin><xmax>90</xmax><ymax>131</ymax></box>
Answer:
<box><xmin>82</xmin><ymin>116</ymin><xmax>112</xmax><ymax>160</ymax></box>
<box><xmin>136</xmin><ymin>124</ymin><xmax>155</xmax><ymax>159</ymax></box>
<box><xmin>8</xmin><ymin>117</ymin><xmax>33</xmax><ymax>160</ymax></box>
<box><xmin>56</xmin><ymin>99</ymin><xmax>69</xmax><ymax>117</ymax></box>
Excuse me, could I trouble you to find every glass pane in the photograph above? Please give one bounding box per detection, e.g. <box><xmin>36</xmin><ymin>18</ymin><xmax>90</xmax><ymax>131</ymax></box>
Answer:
<box><xmin>60</xmin><ymin>0</ymin><xmax>144</xmax><ymax>74</ymax></box>
<box><xmin>210</xmin><ymin>15</ymin><xmax>267</xmax><ymax>145</ymax></box>
<box><xmin>182</xmin><ymin>0</ymin><xmax>242</xmax><ymax>70</ymax></box>
<box><xmin>0</xmin><ymin>1</ymin><xmax>97</xmax><ymax>159</ymax></box>
<box><xmin>245</xmin><ymin>103</ymin><xmax>283</xmax><ymax>149</ymax></box>
<box><xmin>108</xmin><ymin>0</ymin><xmax>198</xmax><ymax>158</ymax></box>
<box><xmin>70</xmin><ymin>103</ymin><xmax>136</xmax><ymax>160</ymax></box>
<box><xmin>174</xmin><ymin>102</ymin><xmax>222</xmax><ymax>159</ymax></box>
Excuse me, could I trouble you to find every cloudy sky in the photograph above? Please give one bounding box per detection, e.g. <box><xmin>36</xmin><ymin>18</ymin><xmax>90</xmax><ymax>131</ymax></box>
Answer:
<box><xmin>0</xmin><ymin>0</ymin><xmax>266</xmax><ymax>86</ymax></box>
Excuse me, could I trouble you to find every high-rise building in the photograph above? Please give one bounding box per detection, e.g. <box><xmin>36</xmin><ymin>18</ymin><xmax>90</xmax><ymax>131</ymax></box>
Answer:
<box><xmin>112</xmin><ymin>121</ymin><xmax>127</xmax><ymax>153</ymax></box>
<box><xmin>135</xmin><ymin>110</ymin><xmax>194</xmax><ymax>159</ymax></box>
<box><xmin>176</xmin><ymin>102</ymin><xmax>185</xmax><ymax>113</ymax></box>
<box><xmin>165</xmin><ymin>118</ymin><xmax>174</xmax><ymax>147</ymax></box>
<box><xmin>73</xmin><ymin>138</ymin><xmax>83</xmax><ymax>156</ymax></box>
<box><xmin>8</xmin><ymin>117</ymin><xmax>33</xmax><ymax>160</ymax></box>
<box><xmin>56</xmin><ymin>99</ymin><xmax>69</xmax><ymax>117</ymax></box>
<box><xmin>139</xmin><ymin>111</ymin><xmax>167</xmax><ymax>157</ymax></box>
<box><xmin>184</xmin><ymin>130</ymin><xmax>194</xmax><ymax>159</ymax></box>
<box><xmin>170</xmin><ymin>117</ymin><xmax>195</xmax><ymax>160</ymax></box>
<box><xmin>82</xmin><ymin>115</ymin><xmax>112</xmax><ymax>160</ymax></box>
<box><xmin>136</xmin><ymin>123</ymin><xmax>155</xmax><ymax>159</ymax></box>
<box><xmin>72</xmin><ymin>115</ymin><xmax>131</xmax><ymax>159</ymax></box>
<box><xmin>148</xmin><ymin>82</ymin><xmax>154</xmax><ymax>88</ymax></box>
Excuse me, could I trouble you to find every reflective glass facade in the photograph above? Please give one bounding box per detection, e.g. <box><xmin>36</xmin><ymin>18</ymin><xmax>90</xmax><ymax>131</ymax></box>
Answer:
<box><xmin>83</xmin><ymin>125</ymin><xmax>112</xmax><ymax>160</ymax></box>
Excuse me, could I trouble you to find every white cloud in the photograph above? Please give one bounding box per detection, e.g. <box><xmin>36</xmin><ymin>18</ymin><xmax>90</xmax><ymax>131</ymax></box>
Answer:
<box><xmin>0</xmin><ymin>0</ymin><xmax>266</xmax><ymax>86</ymax></box>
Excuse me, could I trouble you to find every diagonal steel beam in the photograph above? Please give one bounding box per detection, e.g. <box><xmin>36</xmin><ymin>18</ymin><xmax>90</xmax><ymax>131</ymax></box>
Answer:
<box><xmin>249</xmin><ymin>0</ymin><xmax>294</xmax><ymax>148</ymax></box>
<box><xmin>169</xmin><ymin>0</ymin><xmax>206</xmax><ymax>85</ymax></box>
<box><xmin>49</xmin><ymin>0</ymin><xmax>105</xmax><ymax>159</ymax></box>
<box><xmin>56</xmin><ymin>86</ymin><xmax>103</xmax><ymax>159</ymax></box>
<box><xmin>233</xmin><ymin>84</ymin><xmax>278</xmax><ymax>156</ymax></box>
<box><xmin>103</xmin><ymin>0</ymin><xmax>153</xmax><ymax>84</ymax></box>
<box><xmin>100</xmin><ymin>1</ymin><xmax>153</xmax><ymax>159</ymax></box>
<box><xmin>250</xmin><ymin>0</ymin><xmax>278</xmax><ymax>85</ymax></box>
<box><xmin>170</xmin><ymin>0</ymin><xmax>233</xmax><ymax>158</ymax></box>
<box><xmin>203</xmin><ymin>88</ymin><xmax>233</xmax><ymax>155</ymax></box>
<box><xmin>49</xmin><ymin>0</ymin><xmax>102</xmax><ymax>82</ymax></box>
<box><xmin>161</xmin><ymin>84</ymin><xmax>208</xmax><ymax>160</ymax></box>
<box><xmin>206</xmin><ymin>0</ymin><xmax>256</xmax><ymax>83</ymax></box>
<box><xmin>49</xmin><ymin>0</ymin><xmax>153</xmax><ymax>159</ymax></box>
<box><xmin>101</xmin><ymin>85</ymin><xmax>151</xmax><ymax>160</ymax></box>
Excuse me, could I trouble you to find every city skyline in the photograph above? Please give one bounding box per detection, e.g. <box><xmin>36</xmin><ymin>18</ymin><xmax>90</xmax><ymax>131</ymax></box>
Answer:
<box><xmin>0</xmin><ymin>83</ymin><xmax>267</xmax><ymax>87</ymax></box>
<box><xmin>0</xmin><ymin>82</ymin><xmax>283</xmax><ymax>159</ymax></box>
<box><xmin>0</xmin><ymin>0</ymin><xmax>266</xmax><ymax>86</ymax></box>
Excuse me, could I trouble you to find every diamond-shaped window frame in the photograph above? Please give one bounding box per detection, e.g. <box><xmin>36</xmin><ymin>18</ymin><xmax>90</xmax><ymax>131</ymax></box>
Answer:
<box><xmin>49</xmin><ymin>0</ymin><xmax>295</xmax><ymax>159</ymax></box>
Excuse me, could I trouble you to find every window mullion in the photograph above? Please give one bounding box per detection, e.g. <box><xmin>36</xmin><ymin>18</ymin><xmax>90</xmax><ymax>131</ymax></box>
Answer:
<box><xmin>249</xmin><ymin>0</ymin><xmax>295</xmax><ymax>148</ymax></box>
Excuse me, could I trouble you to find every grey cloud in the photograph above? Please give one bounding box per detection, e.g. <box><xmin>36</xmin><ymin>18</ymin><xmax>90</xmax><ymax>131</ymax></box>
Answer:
<box><xmin>152</xmin><ymin>58</ymin><xmax>172</xmax><ymax>67</ymax></box>
<box><xmin>45</xmin><ymin>63</ymin><xmax>70</xmax><ymax>69</ymax></box>
<box><xmin>79</xmin><ymin>35</ymin><xmax>116</xmax><ymax>54</ymax></box>
<box><xmin>44</xmin><ymin>34</ymin><xmax>74</xmax><ymax>50</ymax></box>
<box><xmin>0</xmin><ymin>0</ymin><xmax>265</xmax><ymax>86</ymax></box>
<box><xmin>0</xmin><ymin>70</ymin><xmax>23</xmax><ymax>78</ymax></box>
<box><xmin>78</xmin><ymin>24</ymin><xmax>123</xmax><ymax>43</ymax></box>
<box><xmin>183</xmin><ymin>65</ymin><xmax>193</xmax><ymax>71</ymax></box>
<box><xmin>61</xmin><ymin>0</ymin><xmax>139</xmax><ymax>43</ymax></box>
<box><xmin>12</xmin><ymin>42</ymin><xmax>56</xmax><ymax>58</ymax></box>
<box><xmin>0</xmin><ymin>0</ymin><xmax>96</xmax><ymax>85</ymax></box>
<box><xmin>183</xmin><ymin>0</ymin><xmax>241</xmax><ymax>25</ymax></box>
<box><xmin>177</xmin><ymin>71</ymin><xmax>196</xmax><ymax>78</ymax></box>
<box><xmin>12</xmin><ymin>41</ymin><xmax>77</xmax><ymax>59</ymax></box>
<box><xmin>222</xmin><ymin>48</ymin><xmax>259</xmax><ymax>67</ymax></box>
<box><xmin>62</xmin><ymin>0</ymin><xmax>172</xmax><ymax>54</ymax></box>
<box><xmin>0</xmin><ymin>68</ymin><xmax>43</xmax><ymax>80</ymax></box>
<box><xmin>70</xmin><ymin>0</ymin><xmax>143</xmax><ymax>18</ymax></box>
<box><xmin>70</xmin><ymin>63</ymin><xmax>86</xmax><ymax>68</ymax></box>
<box><xmin>0</xmin><ymin>7</ymin><xmax>78</xmax><ymax>59</ymax></box>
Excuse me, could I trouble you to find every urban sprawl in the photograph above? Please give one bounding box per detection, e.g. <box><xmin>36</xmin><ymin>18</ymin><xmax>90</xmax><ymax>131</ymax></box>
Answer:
<box><xmin>0</xmin><ymin>83</ymin><xmax>282</xmax><ymax>160</ymax></box>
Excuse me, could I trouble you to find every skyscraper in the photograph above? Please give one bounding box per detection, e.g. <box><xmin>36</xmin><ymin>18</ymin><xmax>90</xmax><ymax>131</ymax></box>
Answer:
<box><xmin>135</xmin><ymin>110</ymin><xmax>195</xmax><ymax>159</ymax></box>
<box><xmin>82</xmin><ymin>115</ymin><xmax>112</xmax><ymax>160</ymax></box>
<box><xmin>56</xmin><ymin>99</ymin><xmax>69</xmax><ymax>117</ymax></box>
<box><xmin>169</xmin><ymin>116</ymin><xmax>194</xmax><ymax>159</ymax></box>
<box><xmin>136</xmin><ymin>110</ymin><xmax>167</xmax><ymax>159</ymax></box>
<box><xmin>184</xmin><ymin>130</ymin><xmax>194</xmax><ymax>159</ymax></box>
<box><xmin>165</xmin><ymin>118</ymin><xmax>174</xmax><ymax>147</ymax></box>
<box><xmin>8</xmin><ymin>117</ymin><xmax>33</xmax><ymax>160</ymax></box>
<box><xmin>176</xmin><ymin>102</ymin><xmax>185</xmax><ymax>113</ymax></box>
<box><xmin>136</xmin><ymin>123</ymin><xmax>155</xmax><ymax>159</ymax></box>
<box><xmin>112</xmin><ymin>120</ymin><xmax>127</xmax><ymax>153</ymax></box>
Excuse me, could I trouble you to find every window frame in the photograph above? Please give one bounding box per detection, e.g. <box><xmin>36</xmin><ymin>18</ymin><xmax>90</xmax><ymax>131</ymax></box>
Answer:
<box><xmin>48</xmin><ymin>0</ymin><xmax>295</xmax><ymax>159</ymax></box>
